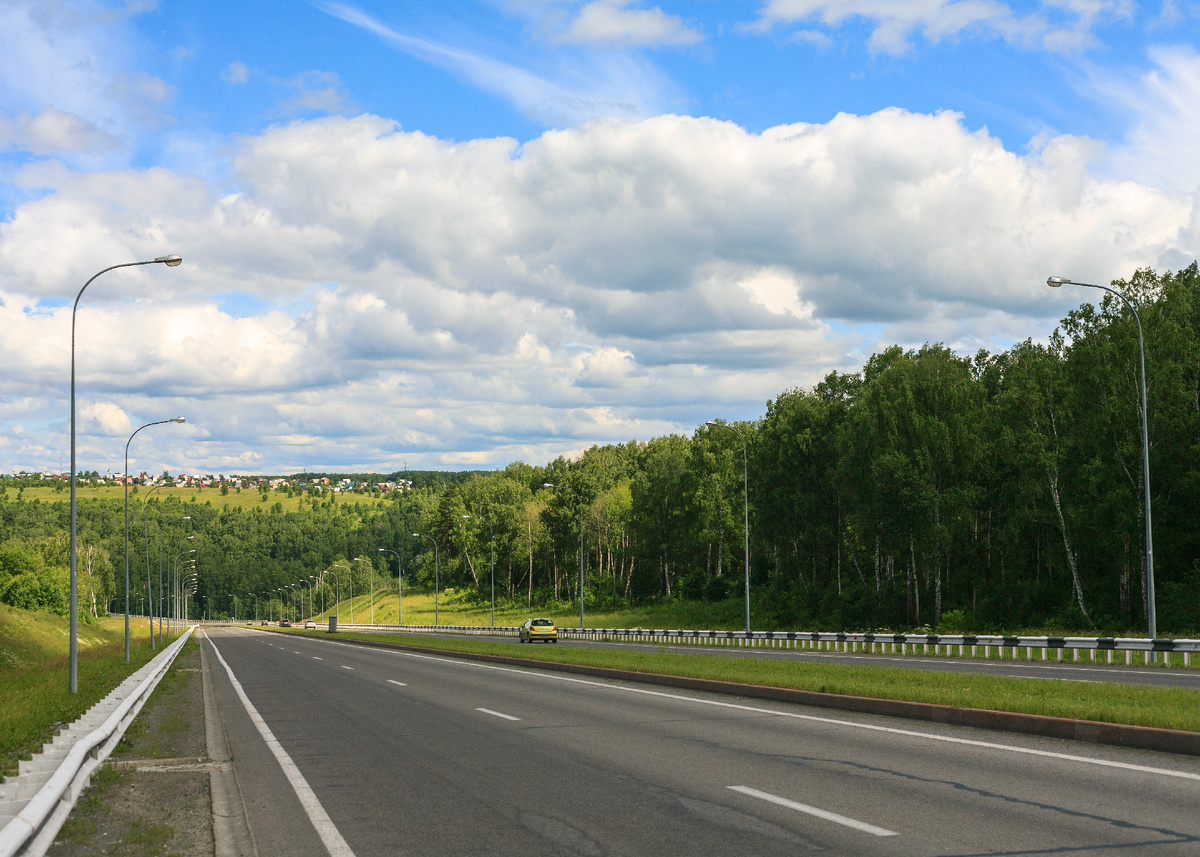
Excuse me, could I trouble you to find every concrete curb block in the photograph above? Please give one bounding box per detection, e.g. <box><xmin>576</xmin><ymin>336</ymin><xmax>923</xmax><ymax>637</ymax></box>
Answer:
<box><xmin>312</xmin><ymin>631</ymin><xmax>1200</xmax><ymax>758</ymax></box>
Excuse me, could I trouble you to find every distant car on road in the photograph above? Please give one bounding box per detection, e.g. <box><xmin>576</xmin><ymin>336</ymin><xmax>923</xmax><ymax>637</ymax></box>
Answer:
<box><xmin>519</xmin><ymin>618</ymin><xmax>558</xmax><ymax>643</ymax></box>
<box><xmin>279</xmin><ymin>619</ymin><xmax>291</xmax><ymax>627</ymax></box>
<box><xmin>304</xmin><ymin>619</ymin><xmax>316</xmax><ymax>629</ymax></box>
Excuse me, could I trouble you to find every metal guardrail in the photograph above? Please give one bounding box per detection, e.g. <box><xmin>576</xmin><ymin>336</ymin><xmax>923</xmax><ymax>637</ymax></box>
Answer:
<box><xmin>297</xmin><ymin>622</ymin><xmax>1199</xmax><ymax>667</ymax></box>
<box><xmin>0</xmin><ymin>628</ymin><xmax>194</xmax><ymax>857</ymax></box>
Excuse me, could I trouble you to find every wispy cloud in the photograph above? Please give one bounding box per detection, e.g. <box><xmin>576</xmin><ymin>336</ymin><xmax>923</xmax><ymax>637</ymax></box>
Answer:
<box><xmin>316</xmin><ymin>2</ymin><xmax>664</xmax><ymax>125</ymax></box>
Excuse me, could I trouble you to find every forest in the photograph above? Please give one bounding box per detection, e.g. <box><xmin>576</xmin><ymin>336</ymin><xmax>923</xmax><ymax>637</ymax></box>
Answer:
<box><xmin>1</xmin><ymin>265</ymin><xmax>1198</xmax><ymax>636</ymax></box>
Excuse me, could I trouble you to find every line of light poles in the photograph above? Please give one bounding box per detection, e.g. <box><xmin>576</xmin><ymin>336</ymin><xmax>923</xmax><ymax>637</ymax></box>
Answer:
<box><xmin>543</xmin><ymin>483</ymin><xmax>585</xmax><ymax>629</ymax></box>
<box><xmin>68</xmin><ymin>254</ymin><xmax>182</xmax><ymax>693</ymax></box>
<box><xmin>1048</xmin><ymin>275</ymin><xmax>1157</xmax><ymax>645</ymax></box>
<box><xmin>123</xmin><ymin>418</ymin><xmax>184</xmax><ymax>662</ymax></box>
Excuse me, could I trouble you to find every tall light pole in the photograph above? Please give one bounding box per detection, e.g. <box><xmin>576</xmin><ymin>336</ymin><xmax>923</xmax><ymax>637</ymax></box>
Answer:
<box><xmin>544</xmin><ymin>483</ymin><xmax>585</xmax><ymax>629</ymax></box>
<box><xmin>412</xmin><ymin>533</ymin><xmax>440</xmax><ymax>625</ymax></box>
<box><xmin>299</xmin><ymin>578</ymin><xmax>312</xmax><ymax>621</ymax></box>
<box><xmin>123</xmin><ymin>417</ymin><xmax>184</xmax><ymax>661</ymax></box>
<box><xmin>353</xmin><ymin>557</ymin><xmax>374</xmax><ymax>624</ymax></box>
<box><xmin>332</xmin><ymin>561</ymin><xmax>352</xmax><ymax>623</ymax></box>
<box><xmin>462</xmin><ymin>515</ymin><xmax>496</xmax><ymax>628</ymax></box>
<box><xmin>378</xmin><ymin>548</ymin><xmax>402</xmax><ymax>625</ymax></box>
<box><xmin>1048</xmin><ymin>275</ymin><xmax>1157</xmax><ymax>642</ymax></box>
<box><xmin>68</xmin><ymin>253</ymin><xmax>182</xmax><ymax>693</ymax></box>
<box><xmin>706</xmin><ymin>420</ymin><xmax>751</xmax><ymax>635</ymax></box>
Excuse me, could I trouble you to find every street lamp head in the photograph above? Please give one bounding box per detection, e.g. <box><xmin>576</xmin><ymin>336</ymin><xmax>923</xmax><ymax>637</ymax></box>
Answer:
<box><xmin>412</xmin><ymin>532</ymin><xmax>420</xmax><ymax>537</ymax></box>
<box><xmin>1046</xmin><ymin>276</ymin><xmax>1070</xmax><ymax>287</ymax></box>
<box><xmin>172</xmin><ymin>417</ymin><xmax>186</xmax><ymax>423</ymax></box>
<box><xmin>378</xmin><ymin>548</ymin><xmax>385</xmax><ymax>552</ymax></box>
<box><xmin>543</xmin><ymin>483</ymin><xmax>555</xmax><ymax>488</ymax></box>
<box><xmin>154</xmin><ymin>255</ymin><xmax>183</xmax><ymax>267</ymax></box>
<box><xmin>705</xmin><ymin>420</ymin><xmax>718</xmax><ymax>426</ymax></box>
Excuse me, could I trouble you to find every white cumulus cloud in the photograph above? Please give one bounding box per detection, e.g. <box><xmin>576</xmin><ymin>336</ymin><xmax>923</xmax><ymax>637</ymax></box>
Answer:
<box><xmin>0</xmin><ymin>108</ymin><xmax>1195</xmax><ymax>472</ymax></box>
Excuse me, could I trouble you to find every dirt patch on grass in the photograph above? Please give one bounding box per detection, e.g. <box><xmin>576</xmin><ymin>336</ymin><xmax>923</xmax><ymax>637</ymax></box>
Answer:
<box><xmin>49</xmin><ymin>639</ymin><xmax>214</xmax><ymax>857</ymax></box>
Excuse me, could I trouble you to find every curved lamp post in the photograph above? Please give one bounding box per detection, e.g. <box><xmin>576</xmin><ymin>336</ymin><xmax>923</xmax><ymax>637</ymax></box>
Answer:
<box><xmin>544</xmin><ymin>483</ymin><xmax>585</xmax><ymax>629</ymax></box>
<box><xmin>412</xmin><ymin>533</ymin><xmax>440</xmax><ymax>625</ymax></box>
<box><xmin>331</xmin><ymin>561</ymin><xmax>352</xmax><ymax>623</ymax></box>
<box><xmin>1048</xmin><ymin>275</ymin><xmax>1156</xmax><ymax>643</ymax></box>
<box><xmin>706</xmin><ymin>420</ymin><xmax>751</xmax><ymax>635</ymax></box>
<box><xmin>69</xmin><ymin>254</ymin><xmax>182</xmax><ymax>692</ymax></box>
<box><xmin>123</xmin><ymin>417</ymin><xmax>184</xmax><ymax>661</ymax></box>
<box><xmin>378</xmin><ymin>548</ymin><xmax>402</xmax><ymax>625</ymax></box>
<box><xmin>353</xmin><ymin>557</ymin><xmax>374</xmax><ymax>625</ymax></box>
<box><xmin>462</xmin><ymin>515</ymin><xmax>495</xmax><ymax>628</ymax></box>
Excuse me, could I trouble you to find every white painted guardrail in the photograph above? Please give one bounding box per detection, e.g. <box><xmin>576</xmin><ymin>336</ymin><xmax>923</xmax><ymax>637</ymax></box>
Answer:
<box><xmin>301</xmin><ymin>623</ymin><xmax>1200</xmax><ymax>667</ymax></box>
<box><xmin>0</xmin><ymin>627</ymin><xmax>194</xmax><ymax>857</ymax></box>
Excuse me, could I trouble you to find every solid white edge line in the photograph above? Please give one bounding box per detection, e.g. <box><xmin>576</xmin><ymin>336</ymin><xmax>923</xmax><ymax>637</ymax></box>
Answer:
<box><xmin>313</xmin><ymin>657</ymin><xmax>322</xmax><ymax>660</ymax></box>
<box><xmin>476</xmin><ymin>708</ymin><xmax>521</xmax><ymax>721</ymax></box>
<box><xmin>341</xmin><ymin>666</ymin><xmax>354</xmax><ymax>670</ymax></box>
<box><xmin>206</xmin><ymin>636</ymin><xmax>356</xmax><ymax>857</ymax></box>
<box><xmin>310</xmin><ymin>640</ymin><xmax>1200</xmax><ymax>783</ymax></box>
<box><xmin>728</xmin><ymin>786</ymin><xmax>897</xmax><ymax>837</ymax></box>
<box><xmin>387</xmin><ymin>680</ymin><xmax>407</xmax><ymax>686</ymax></box>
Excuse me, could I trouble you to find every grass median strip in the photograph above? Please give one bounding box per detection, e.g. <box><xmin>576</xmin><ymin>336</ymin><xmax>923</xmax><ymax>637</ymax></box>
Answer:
<box><xmin>279</xmin><ymin>627</ymin><xmax>1200</xmax><ymax>733</ymax></box>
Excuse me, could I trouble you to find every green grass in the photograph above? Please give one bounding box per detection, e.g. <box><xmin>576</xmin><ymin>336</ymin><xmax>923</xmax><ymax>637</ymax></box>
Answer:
<box><xmin>0</xmin><ymin>604</ymin><xmax>170</xmax><ymax>778</ymax></box>
<box><xmin>275</xmin><ymin>625</ymin><xmax>1200</xmax><ymax>733</ymax></box>
<box><xmin>310</xmin><ymin>588</ymin><xmax>757</xmax><ymax>631</ymax></box>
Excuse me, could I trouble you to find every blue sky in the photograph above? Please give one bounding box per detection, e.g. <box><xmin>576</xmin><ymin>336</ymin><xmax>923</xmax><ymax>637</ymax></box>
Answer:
<box><xmin>1</xmin><ymin>0</ymin><xmax>1198</xmax><ymax>475</ymax></box>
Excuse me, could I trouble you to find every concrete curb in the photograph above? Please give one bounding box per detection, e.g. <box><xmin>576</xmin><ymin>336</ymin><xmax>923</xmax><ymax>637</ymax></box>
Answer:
<box><xmin>311</xmin><ymin>630</ymin><xmax>1200</xmax><ymax>758</ymax></box>
<box><xmin>200</xmin><ymin>631</ymin><xmax>258</xmax><ymax>857</ymax></box>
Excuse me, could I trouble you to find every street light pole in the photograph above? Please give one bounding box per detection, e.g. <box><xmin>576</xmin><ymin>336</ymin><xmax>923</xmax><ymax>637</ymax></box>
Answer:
<box><xmin>353</xmin><ymin>557</ymin><xmax>374</xmax><ymax>624</ymax></box>
<box><xmin>332</xmin><ymin>561</ymin><xmax>352</xmax><ymax>623</ymax></box>
<box><xmin>706</xmin><ymin>420</ymin><xmax>751</xmax><ymax>635</ymax></box>
<box><xmin>123</xmin><ymin>417</ymin><xmax>184</xmax><ymax>662</ymax></box>
<box><xmin>378</xmin><ymin>549</ymin><xmax>402</xmax><ymax>625</ymax></box>
<box><xmin>412</xmin><ymin>533</ymin><xmax>440</xmax><ymax>625</ymax></box>
<box><xmin>69</xmin><ymin>254</ymin><xmax>182</xmax><ymax>693</ymax></box>
<box><xmin>1047</xmin><ymin>275</ymin><xmax>1157</xmax><ymax>642</ymax></box>
<box><xmin>462</xmin><ymin>515</ymin><xmax>495</xmax><ymax>628</ymax></box>
<box><xmin>544</xmin><ymin>484</ymin><xmax>585</xmax><ymax>629</ymax></box>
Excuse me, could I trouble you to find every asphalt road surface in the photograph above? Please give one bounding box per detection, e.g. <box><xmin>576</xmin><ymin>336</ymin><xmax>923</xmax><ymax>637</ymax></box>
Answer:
<box><xmin>373</xmin><ymin>627</ymin><xmax>1200</xmax><ymax>691</ymax></box>
<box><xmin>202</xmin><ymin>626</ymin><xmax>1200</xmax><ymax>856</ymax></box>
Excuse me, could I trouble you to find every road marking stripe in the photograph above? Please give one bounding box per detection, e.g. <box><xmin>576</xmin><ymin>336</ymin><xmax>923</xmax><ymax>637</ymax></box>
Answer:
<box><xmin>322</xmin><ymin>643</ymin><xmax>1200</xmax><ymax>783</ymax></box>
<box><xmin>206</xmin><ymin>637</ymin><xmax>355</xmax><ymax>857</ymax></box>
<box><xmin>313</xmin><ymin>657</ymin><xmax>322</xmax><ymax>660</ymax></box>
<box><xmin>728</xmin><ymin>786</ymin><xmax>897</xmax><ymax>837</ymax></box>
<box><xmin>476</xmin><ymin>708</ymin><xmax>520</xmax><ymax>721</ymax></box>
<box><xmin>341</xmin><ymin>666</ymin><xmax>354</xmax><ymax>671</ymax></box>
<box><xmin>387</xmin><ymin>680</ymin><xmax>407</xmax><ymax>686</ymax></box>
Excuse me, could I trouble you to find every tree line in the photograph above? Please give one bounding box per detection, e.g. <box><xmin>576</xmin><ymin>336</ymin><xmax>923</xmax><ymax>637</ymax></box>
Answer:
<box><xmin>2</xmin><ymin>265</ymin><xmax>1198</xmax><ymax>635</ymax></box>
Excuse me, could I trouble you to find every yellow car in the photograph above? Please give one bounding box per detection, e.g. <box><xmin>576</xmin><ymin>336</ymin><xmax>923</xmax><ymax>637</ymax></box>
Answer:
<box><xmin>519</xmin><ymin>618</ymin><xmax>558</xmax><ymax>643</ymax></box>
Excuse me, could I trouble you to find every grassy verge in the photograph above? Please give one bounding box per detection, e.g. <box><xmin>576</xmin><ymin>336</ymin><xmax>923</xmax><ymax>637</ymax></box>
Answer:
<box><xmin>0</xmin><ymin>605</ymin><xmax>166</xmax><ymax>778</ymax></box>
<box><xmin>312</xmin><ymin>589</ymin><xmax>787</xmax><ymax>632</ymax></box>
<box><xmin>277</xmin><ymin>626</ymin><xmax>1200</xmax><ymax>733</ymax></box>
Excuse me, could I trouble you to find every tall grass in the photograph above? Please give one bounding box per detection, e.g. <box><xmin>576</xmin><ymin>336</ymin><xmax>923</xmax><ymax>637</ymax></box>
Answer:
<box><xmin>0</xmin><ymin>604</ymin><xmax>166</xmax><ymax>777</ymax></box>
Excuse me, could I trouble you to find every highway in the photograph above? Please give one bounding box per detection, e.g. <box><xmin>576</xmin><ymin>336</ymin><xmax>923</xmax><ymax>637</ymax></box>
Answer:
<box><xmin>374</xmin><ymin>628</ymin><xmax>1200</xmax><ymax>691</ymax></box>
<box><xmin>202</xmin><ymin>626</ymin><xmax>1200</xmax><ymax>856</ymax></box>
